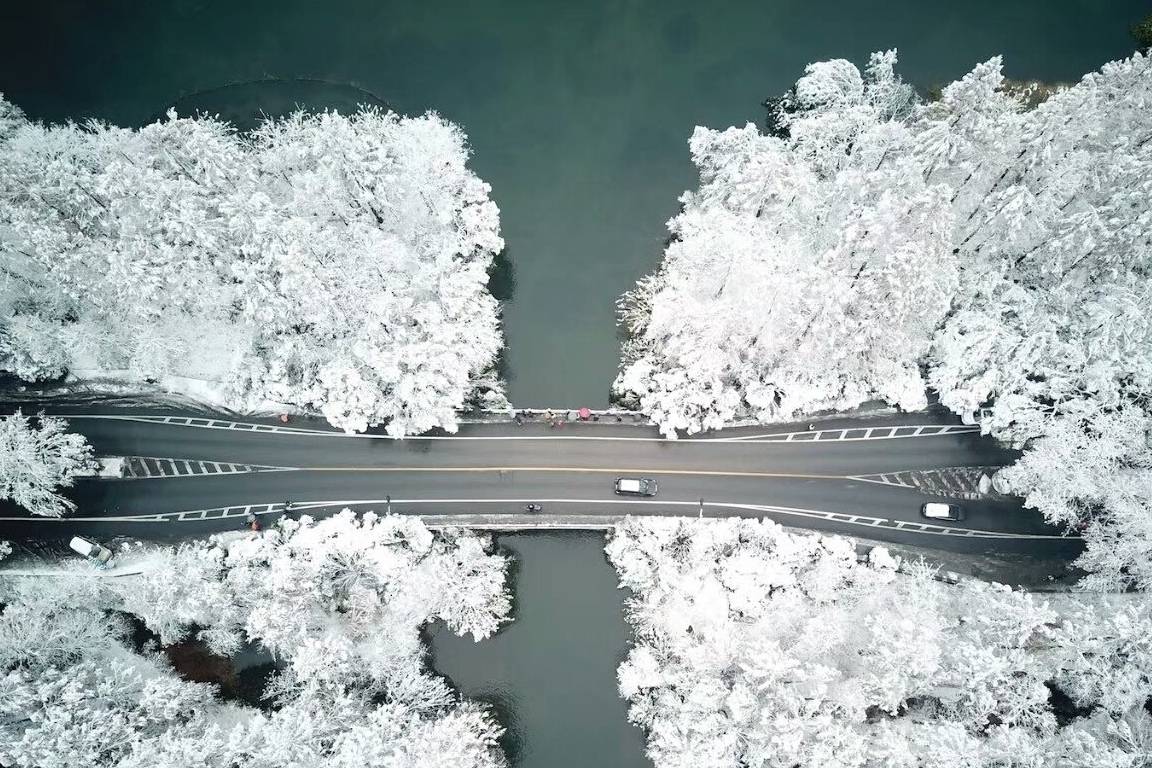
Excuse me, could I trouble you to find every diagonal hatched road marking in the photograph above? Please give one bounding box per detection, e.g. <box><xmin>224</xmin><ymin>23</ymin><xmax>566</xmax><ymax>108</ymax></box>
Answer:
<box><xmin>120</xmin><ymin>457</ymin><xmax>296</xmax><ymax>479</ymax></box>
<box><xmin>848</xmin><ymin>466</ymin><xmax>999</xmax><ymax>499</ymax></box>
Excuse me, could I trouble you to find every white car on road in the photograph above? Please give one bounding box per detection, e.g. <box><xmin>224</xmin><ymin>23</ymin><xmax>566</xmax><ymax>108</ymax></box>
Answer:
<box><xmin>921</xmin><ymin>502</ymin><xmax>965</xmax><ymax>522</ymax></box>
<box><xmin>615</xmin><ymin>477</ymin><xmax>658</xmax><ymax>497</ymax></box>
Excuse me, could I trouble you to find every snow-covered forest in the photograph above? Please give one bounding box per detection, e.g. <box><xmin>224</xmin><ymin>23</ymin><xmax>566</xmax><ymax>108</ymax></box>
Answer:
<box><xmin>0</xmin><ymin>512</ymin><xmax>511</xmax><ymax>768</ymax></box>
<box><xmin>0</xmin><ymin>99</ymin><xmax>505</xmax><ymax>435</ymax></box>
<box><xmin>616</xmin><ymin>52</ymin><xmax>1152</xmax><ymax>590</ymax></box>
<box><xmin>607</xmin><ymin>517</ymin><xmax>1152</xmax><ymax>768</ymax></box>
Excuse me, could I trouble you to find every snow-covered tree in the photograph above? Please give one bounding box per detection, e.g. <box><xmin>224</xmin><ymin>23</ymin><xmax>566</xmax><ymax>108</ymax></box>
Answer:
<box><xmin>994</xmin><ymin>411</ymin><xmax>1152</xmax><ymax>592</ymax></box>
<box><xmin>924</xmin><ymin>54</ymin><xmax>1152</xmax><ymax>589</ymax></box>
<box><xmin>616</xmin><ymin>52</ymin><xmax>955</xmax><ymax>436</ymax></box>
<box><xmin>0</xmin><ymin>511</ymin><xmax>511</xmax><ymax>768</ymax></box>
<box><xmin>0</xmin><ymin>574</ymin><xmax>116</xmax><ymax>673</ymax></box>
<box><xmin>106</xmin><ymin>542</ymin><xmax>244</xmax><ymax>655</ymax></box>
<box><xmin>0</xmin><ymin>656</ymin><xmax>225</xmax><ymax>768</ymax></box>
<box><xmin>607</xmin><ymin>517</ymin><xmax>1152</xmax><ymax>768</ymax></box>
<box><xmin>618</xmin><ymin>50</ymin><xmax>1152</xmax><ymax>589</ymax></box>
<box><xmin>620</xmin><ymin>52</ymin><xmax>1152</xmax><ymax>439</ymax></box>
<box><xmin>0</xmin><ymin>411</ymin><xmax>94</xmax><ymax>517</ymax></box>
<box><xmin>230</xmin><ymin>109</ymin><xmax>505</xmax><ymax>434</ymax></box>
<box><xmin>216</xmin><ymin>510</ymin><xmax>510</xmax><ymax>692</ymax></box>
<box><xmin>927</xmin><ymin>54</ymin><xmax>1152</xmax><ymax>442</ymax></box>
<box><xmin>0</xmin><ymin>97</ymin><xmax>505</xmax><ymax>436</ymax></box>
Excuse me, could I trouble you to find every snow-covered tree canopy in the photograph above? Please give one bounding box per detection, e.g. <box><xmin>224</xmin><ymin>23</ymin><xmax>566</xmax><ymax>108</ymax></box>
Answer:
<box><xmin>608</xmin><ymin>517</ymin><xmax>1152</xmax><ymax>768</ymax></box>
<box><xmin>925</xmin><ymin>54</ymin><xmax>1152</xmax><ymax>443</ymax></box>
<box><xmin>0</xmin><ymin>410</ymin><xmax>93</xmax><ymax>517</ymax></box>
<box><xmin>0</xmin><ymin>99</ymin><xmax>505</xmax><ymax>435</ymax></box>
<box><xmin>996</xmin><ymin>410</ymin><xmax>1152</xmax><ymax>592</ymax></box>
<box><xmin>616</xmin><ymin>51</ymin><xmax>950</xmax><ymax>435</ymax></box>
<box><xmin>616</xmin><ymin>50</ymin><xmax>1152</xmax><ymax>591</ymax></box>
<box><xmin>0</xmin><ymin>512</ymin><xmax>511</xmax><ymax>768</ymax></box>
<box><xmin>616</xmin><ymin>52</ymin><xmax>1152</xmax><ymax>440</ymax></box>
<box><xmin>921</xmin><ymin>54</ymin><xmax>1152</xmax><ymax>591</ymax></box>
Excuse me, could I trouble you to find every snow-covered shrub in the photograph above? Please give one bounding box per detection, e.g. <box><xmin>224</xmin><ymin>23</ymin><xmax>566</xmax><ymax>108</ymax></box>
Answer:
<box><xmin>607</xmin><ymin>517</ymin><xmax>1152</xmax><ymax>768</ymax></box>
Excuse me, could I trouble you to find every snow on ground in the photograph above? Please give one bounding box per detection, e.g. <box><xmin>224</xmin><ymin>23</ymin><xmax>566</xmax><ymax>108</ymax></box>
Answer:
<box><xmin>64</xmin><ymin>370</ymin><xmax>297</xmax><ymax>416</ymax></box>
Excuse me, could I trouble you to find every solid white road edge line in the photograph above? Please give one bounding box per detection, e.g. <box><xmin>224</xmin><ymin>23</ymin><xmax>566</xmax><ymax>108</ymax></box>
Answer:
<box><xmin>0</xmin><ymin>498</ymin><xmax>1074</xmax><ymax>540</ymax></box>
<box><xmin>56</xmin><ymin>414</ymin><xmax>981</xmax><ymax>443</ymax></box>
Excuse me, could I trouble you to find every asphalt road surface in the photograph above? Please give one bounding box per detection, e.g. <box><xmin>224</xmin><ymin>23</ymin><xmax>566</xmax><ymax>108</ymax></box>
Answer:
<box><xmin>0</xmin><ymin>402</ymin><xmax>1081</xmax><ymax>560</ymax></box>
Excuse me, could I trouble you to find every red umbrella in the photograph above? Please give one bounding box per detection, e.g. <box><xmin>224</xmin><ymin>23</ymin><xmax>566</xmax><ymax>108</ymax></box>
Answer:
<box><xmin>578</xmin><ymin>407</ymin><xmax>591</xmax><ymax>420</ymax></box>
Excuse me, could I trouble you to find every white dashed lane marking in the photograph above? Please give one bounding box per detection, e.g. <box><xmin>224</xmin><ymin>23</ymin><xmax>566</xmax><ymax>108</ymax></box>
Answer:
<box><xmin>716</xmin><ymin>424</ymin><xmax>980</xmax><ymax>442</ymax></box>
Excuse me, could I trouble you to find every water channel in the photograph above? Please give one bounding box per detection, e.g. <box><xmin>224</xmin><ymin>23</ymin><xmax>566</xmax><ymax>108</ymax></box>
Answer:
<box><xmin>428</xmin><ymin>533</ymin><xmax>646</xmax><ymax>768</ymax></box>
<box><xmin>1</xmin><ymin>3</ymin><xmax>1146</xmax><ymax>766</ymax></box>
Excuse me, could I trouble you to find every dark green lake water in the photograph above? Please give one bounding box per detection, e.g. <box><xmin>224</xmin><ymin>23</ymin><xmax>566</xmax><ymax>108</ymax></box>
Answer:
<box><xmin>2</xmin><ymin>0</ymin><xmax>1144</xmax><ymax>407</ymax></box>
<box><xmin>0</xmin><ymin>4</ymin><xmax>1145</xmax><ymax>766</ymax></box>
<box><xmin>428</xmin><ymin>533</ymin><xmax>644</xmax><ymax>768</ymax></box>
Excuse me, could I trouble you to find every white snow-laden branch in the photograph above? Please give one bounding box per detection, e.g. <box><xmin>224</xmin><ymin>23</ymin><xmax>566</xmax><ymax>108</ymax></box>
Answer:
<box><xmin>0</xmin><ymin>100</ymin><xmax>505</xmax><ymax>435</ymax></box>
<box><xmin>606</xmin><ymin>517</ymin><xmax>1152</xmax><ymax>768</ymax></box>
<box><xmin>0</xmin><ymin>512</ymin><xmax>511</xmax><ymax>768</ymax></box>
<box><xmin>0</xmin><ymin>410</ymin><xmax>94</xmax><ymax>517</ymax></box>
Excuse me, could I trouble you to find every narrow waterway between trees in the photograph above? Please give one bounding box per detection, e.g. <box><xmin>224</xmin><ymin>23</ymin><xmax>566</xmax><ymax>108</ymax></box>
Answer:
<box><xmin>428</xmin><ymin>533</ymin><xmax>648</xmax><ymax>768</ymax></box>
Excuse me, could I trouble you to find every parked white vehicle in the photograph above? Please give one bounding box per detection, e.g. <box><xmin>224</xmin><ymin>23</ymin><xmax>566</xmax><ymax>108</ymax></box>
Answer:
<box><xmin>69</xmin><ymin>536</ymin><xmax>114</xmax><ymax>566</ymax></box>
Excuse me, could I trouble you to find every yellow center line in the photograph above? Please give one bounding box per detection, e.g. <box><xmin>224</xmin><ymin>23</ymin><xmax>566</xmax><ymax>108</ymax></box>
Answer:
<box><xmin>296</xmin><ymin>466</ymin><xmax>848</xmax><ymax>480</ymax></box>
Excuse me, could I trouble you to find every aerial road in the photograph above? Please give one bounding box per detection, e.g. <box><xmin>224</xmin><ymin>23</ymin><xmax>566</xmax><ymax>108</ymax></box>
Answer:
<box><xmin>0</xmin><ymin>399</ymin><xmax>1081</xmax><ymax>560</ymax></box>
